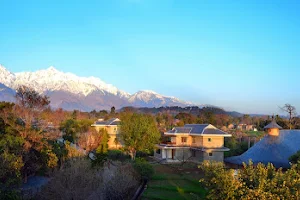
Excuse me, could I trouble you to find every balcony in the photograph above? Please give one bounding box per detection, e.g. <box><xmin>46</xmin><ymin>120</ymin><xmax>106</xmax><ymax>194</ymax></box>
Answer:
<box><xmin>160</xmin><ymin>141</ymin><xmax>176</xmax><ymax>145</ymax></box>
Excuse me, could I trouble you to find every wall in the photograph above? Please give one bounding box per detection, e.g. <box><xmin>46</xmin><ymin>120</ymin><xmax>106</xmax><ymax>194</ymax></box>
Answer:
<box><xmin>93</xmin><ymin>125</ymin><xmax>122</xmax><ymax>149</ymax></box>
<box><xmin>202</xmin><ymin>136</ymin><xmax>224</xmax><ymax>148</ymax></box>
<box><xmin>174</xmin><ymin>148</ymin><xmax>191</xmax><ymax>161</ymax></box>
<box><xmin>202</xmin><ymin>151</ymin><xmax>224</xmax><ymax>162</ymax></box>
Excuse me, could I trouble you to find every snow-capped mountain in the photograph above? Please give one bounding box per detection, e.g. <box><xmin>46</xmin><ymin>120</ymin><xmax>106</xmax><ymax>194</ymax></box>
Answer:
<box><xmin>128</xmin><ymin>90</ymin><xmax>189</xmax><ymax>107</ymax></box>
<box><xmin>0</xmin><ymin>65</ymin><xmax>194</xmax><ymax>111</ymax></box>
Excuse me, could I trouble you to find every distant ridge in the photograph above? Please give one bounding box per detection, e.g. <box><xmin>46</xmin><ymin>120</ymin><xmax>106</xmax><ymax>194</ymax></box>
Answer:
<box><xmin>0</xmin><ymin>65</ymin><xmax>195</xmax><ymax>111</ymax></box>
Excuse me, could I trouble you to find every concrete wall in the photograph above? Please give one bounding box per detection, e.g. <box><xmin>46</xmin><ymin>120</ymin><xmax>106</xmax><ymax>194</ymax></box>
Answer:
<box><xmin>202</xmin><ymin>151</ymin><xmax>224</xmax><ymax>162</ymax></box>
<box><xmin>174</xmin><ymin>148</ymin><xmax>191</xmax><ymax>161</ymax></box>
<box><xmin>170</xmin><ymin>135</ymin><xmax>225</xmax><ymax>149</ymax></box>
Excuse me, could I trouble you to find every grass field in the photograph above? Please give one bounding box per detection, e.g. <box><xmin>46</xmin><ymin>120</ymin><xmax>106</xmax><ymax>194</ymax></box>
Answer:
<box><xmin>142</xmin><ymin>162</ymin><xmax>207</xmax><ymax>200</ymax></box>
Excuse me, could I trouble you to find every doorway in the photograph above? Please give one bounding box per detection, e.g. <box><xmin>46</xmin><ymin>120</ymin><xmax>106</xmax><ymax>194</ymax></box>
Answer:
<box><xmin>172</xmin><ymin>149</ymin><xmax>175</xmax><ymax>159</ymax></box>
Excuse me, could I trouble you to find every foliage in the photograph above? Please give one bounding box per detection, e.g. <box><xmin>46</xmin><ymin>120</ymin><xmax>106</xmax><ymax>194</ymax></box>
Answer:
<box><xmin>60</xmin><ymin>119</ymin><xmax>94</xmax><ymax>143</ymax></box>
<box><xmin>120</xmin><ymin>113</ymin><xmax>160</xmax><ymax>160</ymax></box>
<box><xmin>289</xmin><ymin>150</ymin><xmax>300</xmax><ymax>164</ymax></box>
<box><xmin>37</xmin><ymin>159</ymin><xmax>139</xmax><ymax>200</ymax></box>
<box><xmin>133</xmin><ymin>158</ymin><xmax>154</xmax><ymax>180</ymax></box>
<box><xmin>107</xmin><ymin>150</ymin><xmax>130</xmax><ymax>161</ymax></box>
<box><xmin>199</xmin><ymin>160</ymin><xmax>300</xmax><ymax>200</ymax></box>
<box><xmin>92</xmin><ymin>129</ymin><xmax>110</xmax><ymax>166</ymax></box>
<box><xmin>0</xmin><ymin>88</ymin><xmax>60</xmax><ymax>195</ymax></box>
<box><xmin>224</xmin><ymin>135</ymin><xmax>249</xmax><ymax>157</ymax></box>
<box><xmin>78</xmin><ymin>127</ymin><xmax>102</xmax><ymax>152</ymax></box>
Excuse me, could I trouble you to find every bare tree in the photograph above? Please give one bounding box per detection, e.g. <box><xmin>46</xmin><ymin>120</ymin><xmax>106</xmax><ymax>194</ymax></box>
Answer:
<box><xmin>281</xmin><ymin>103</ymin><xmax>297</xmax><ymax>129</ymax></box>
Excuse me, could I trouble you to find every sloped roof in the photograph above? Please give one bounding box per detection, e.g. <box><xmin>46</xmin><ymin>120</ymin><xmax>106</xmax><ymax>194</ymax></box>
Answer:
<box><xmin>93</xmin><ymin>118</ymin><xmax>120</xmax><ymax>126</ymax></box>
<box><xmin>167</xmin><ymin>127</ymin><xmax>192</xmax><ymax>133</ymax></box>
<box><xmin>166</xmin><ymin>124</ymin><xmax>230</xmax><ymax>136</ymax></box>
<box><xmin>225</xmin><ymin>130</ymin><xmax>300</xmax><ymax>168</ymax></box>
<box><xmin>264</xmin><ymin>119</ymin><xmax>282</xmax><ymax>129</ymax></box>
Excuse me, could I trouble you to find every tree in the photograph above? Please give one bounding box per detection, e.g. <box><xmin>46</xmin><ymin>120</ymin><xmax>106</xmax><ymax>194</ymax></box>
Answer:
<box><xmin>93</xmin><ymin>129</ymin><xmax>110</xmax><ymax>166</ymax></box>
<box><xmin>281</xmin><ymin>103</ymin><xmax>297</xmax><ymax>129</ymax></box>
<box><xmin>120</xmin><ymin>113</ymin><xmax>160</xmax><ymax>160</ymax></box>
<box><xmin>110</xmin><ymin>106</ymin><xmax>116</xmax><ymax>115</ymax></box>
<box><xmin>0</xmin><ymin>87</ymin><xmax>59</xmax><ymax>184</ymax></box>
<box><xmin>289</xmin><ymin>150</ymin><xmax>300</xmax><ymax>164</ymax></box>
<box><xmin>199</xmin><ymin>161</ymin><xmax>300</xmax><ymax>200</ymax></box>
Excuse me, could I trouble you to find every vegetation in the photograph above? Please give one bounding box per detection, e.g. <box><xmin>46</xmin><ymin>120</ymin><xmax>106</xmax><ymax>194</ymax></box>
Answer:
<box><xmin>120</xmin><ymin>113</ymin><xmax>160</xmax><ymax>160</ymax></box>
<box><xmin>289</xmin><ymin>150</ymin><xmax>300</xmax><ymax>164</ymax></box>
<box><xmin>143</xmin><ymin>163</ymin><xmax>206</xmax><ymax>200</ymax></box>
<box><xmin>199</xmin><ymin>160</ymin><xmax>300</xmax><ymax>200</ymax></box>
<box><xmin>133</xmin><ymin>158</ymin><xmax>154</xmax><ymax>180</ymax></box>
<box><xmin>36</xmin><ymin>159</ymin><xmax>140</xmax><ymax>200</ymax></box>
<box><xmin>281</xmin><ymin>103</ymin><xmax>297</xmax><ymax>129</ymax></box>
<box><xmin>0</xmin><ymin>87</ymin><xmax>60</xmax><ymax>199</ymax></box>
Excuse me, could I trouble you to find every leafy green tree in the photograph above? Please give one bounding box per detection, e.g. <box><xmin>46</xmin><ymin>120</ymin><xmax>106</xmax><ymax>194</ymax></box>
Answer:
<box><xmin>120</xmin><ymin>113</ymin><xmax>160</xmax><ymax>160</ymax></box>
<box><xmin>200</xmin><ymin>160</ymin><xmax>300</xmax><ymax>200</ymax></box>
<box><xmin>60</xmin><ymin>119</ymin><xmax>78</xmax><ymax>143</ymax></box>
<box><xmin>96</xmin><ymin>129</ymin><xmax>109</xmax><ymax>154</ymax></box>
<box><xmin>289</xmin><ymin>150</ymin><xmax>300</xmax><ymax>164</ymax></box>
<box><xmin>93</xmin><ymin>129</ymin><xmax>109</xmax><ymax>166</ymax></box>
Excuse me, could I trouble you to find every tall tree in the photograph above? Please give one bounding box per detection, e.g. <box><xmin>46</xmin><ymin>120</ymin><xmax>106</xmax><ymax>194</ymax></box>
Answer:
<box><xmin>0</xmin><ymin>86</ymin><xmax>58</xmax><ymax>183</ymax></box>
<box><xmin>110</xmin><ymin>106</ymin><xmax>116</xmax><ymax>115</ymax></box>
<box><xmin>120</xmin><ymin>113</ymin><xmax>160</xmax><ymax>160</ymax></box>
<box><xmin>281</xmin><ymin>103</ymin><xmax>297</xmax><ymax>129</ymax></box>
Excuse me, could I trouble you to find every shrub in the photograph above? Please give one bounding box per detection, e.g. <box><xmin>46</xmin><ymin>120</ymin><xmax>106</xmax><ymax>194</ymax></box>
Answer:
<box><xmin>133</xmin><ymin>158</ymin><xmax>154</xmax><ymax>180</ymax></box>
<box><xmin>107</xmin><ymin>150</ymin><xmax>130</xmax><ymax>161</ymax></box>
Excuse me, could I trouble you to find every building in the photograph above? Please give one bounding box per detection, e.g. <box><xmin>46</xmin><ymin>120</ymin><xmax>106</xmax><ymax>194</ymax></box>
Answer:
<box><xmin>225</xmin><ymin>118</ymin><xmax>300</xmax><ymax>168</ymax></box>
<box><xmin>154</xmin><ymin>124</ymin><xmax>232</xmax><ymax>163</ymax></box>
<box><xmin>91</xmin><ymin>118</ymin><xmax>122</xmax><ymax>149</ymax></box>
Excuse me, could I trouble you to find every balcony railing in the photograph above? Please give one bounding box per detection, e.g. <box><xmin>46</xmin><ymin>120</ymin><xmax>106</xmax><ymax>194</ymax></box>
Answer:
<box><xmin>160</xmin><ymin>141</ymin><xmax>176</xmax><ymax>145</ymax></box>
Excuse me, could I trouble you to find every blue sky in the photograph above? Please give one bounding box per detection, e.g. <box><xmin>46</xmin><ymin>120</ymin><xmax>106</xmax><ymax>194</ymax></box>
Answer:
<box><xmin>0</xmin><ymin>0</ymin><xmax>300</xmax><ymax>114</ymax></box>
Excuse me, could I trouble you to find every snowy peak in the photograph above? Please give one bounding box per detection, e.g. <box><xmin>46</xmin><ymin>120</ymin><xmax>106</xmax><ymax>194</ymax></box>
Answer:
<box><xmin>128</xmin><ymin>90</ymin><xmax>191</xmax><ymax>108</ymax></box>
<box><xmin>0</xmin><ymin>64</ymin><xmax>16</xmax><ymax>87</ymax></box>
<box><xmin>13</xmin><ymin>66</ymin><xmax>129</xmax><ymax>97</ymax></box>
<box><xmin>0</xmin><ymin>65</ymin><xmax>195</xmax><ymax>111</ymax></box>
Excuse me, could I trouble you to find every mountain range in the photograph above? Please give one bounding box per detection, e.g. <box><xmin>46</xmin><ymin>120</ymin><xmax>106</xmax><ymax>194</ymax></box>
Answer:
<box><xmin>0</xmin><ymin>65</ymin><xmax>195</xmax><ymax>111</ymax></box>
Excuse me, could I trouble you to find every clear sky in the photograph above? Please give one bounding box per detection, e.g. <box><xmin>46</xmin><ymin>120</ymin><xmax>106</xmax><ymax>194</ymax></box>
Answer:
<box><xmin>0</xmin><ymin>0</ymin><xmax>299</xmax><ymax>114</ymax></box>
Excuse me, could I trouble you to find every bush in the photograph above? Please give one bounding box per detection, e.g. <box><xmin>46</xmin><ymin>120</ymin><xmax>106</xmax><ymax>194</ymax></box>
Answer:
<box><xmin>133</xmin><ymin>158</ymin><xmax>154</xmax><ymax>180</ymax></box>
<box><xmin>199</xmin><ymin>160</ymin><xmax>300</xmax><ymax>200</ymax></box>
<box><xmin>36</xmin><ymin>159</ymin><xmax>140</xmax><ymax>200</ymax></box>
<box><xmin>107</xmin><ymin>150</ymin><xmax>130</xmax><ymax>161</ymax></box>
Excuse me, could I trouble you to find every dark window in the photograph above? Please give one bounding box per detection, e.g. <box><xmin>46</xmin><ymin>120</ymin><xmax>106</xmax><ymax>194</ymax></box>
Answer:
<box><xmin>156</xmin><ymin>149</ymin><xmax>161</xmax><ymax>154</ymax></box>
<box><xmin>208</xmin><ymin>138</ymin><xmax>212</xmax><ymax>142</ymax></box>
<box><xmin>181</xmin><ymin>137</ymin><xmax>187</xmax><ymax>143</ymax></box>
<box><xmin>208</xmin><ymin>152</ymin><xmax>213</xmax><ymax>157</ymax></box>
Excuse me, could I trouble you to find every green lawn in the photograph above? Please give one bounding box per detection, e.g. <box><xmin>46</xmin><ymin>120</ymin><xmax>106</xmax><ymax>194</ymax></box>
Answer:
<box><xmin>142</xmin><ymin>163</ymin><xmax>207</xmax><ymax>200</ymax></box>
<box><xmin>245</xmin><ymin>130</ymin><xmax>265</xmax><ymax>137</ymax></box>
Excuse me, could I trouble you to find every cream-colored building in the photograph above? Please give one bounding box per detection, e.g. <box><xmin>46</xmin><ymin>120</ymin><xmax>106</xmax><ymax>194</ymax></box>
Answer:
<box><xmin>91</xmin><ymin>118</ymin><xmax>122</xmax><ymax>149</ymax></box>
<box><xmin>155</xmin><ymin>124</ymin><xmax>232</xmax><ymax>163</ymax></box>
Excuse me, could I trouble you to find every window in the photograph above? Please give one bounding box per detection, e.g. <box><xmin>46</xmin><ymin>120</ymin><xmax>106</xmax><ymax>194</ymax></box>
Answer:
<box><xmin>208</xmin><ymin>152</ymin><xmax>213</xmax><ymax>157</ymax></box>
<box><xmin>181</xmin><ymin>137</ymin><xmax>187</xmax><ymax>143</ymax></box>
<box><xmin>208</xmin><ymin>138</ymin><xmax>212</xmax><ymax>142</ymax></box>
<box><xmin>192</xmin><ymin>137</ymin><xmax>196</xmax><ymax>143</ymax></box>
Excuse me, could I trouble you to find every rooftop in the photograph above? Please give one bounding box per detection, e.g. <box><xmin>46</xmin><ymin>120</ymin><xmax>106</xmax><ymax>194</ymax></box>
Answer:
<box><xmin>264</xmin><ymin>118</ymin><xmax>282</xmax><ymax>129</ymax></box>
<box><xmin>166</xmin><ymin>124</ymin><xmax>231</xmax><ymax>136</ymax></box>
<box><xmin>92</xmin><ymin>118</ymin><xmax>121</xmax><ymax>126</ymax></box>
<box><xmin>225</xmin><ymin>130</ymin><xmax>300</xmax><ymax>168</ymax></box>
